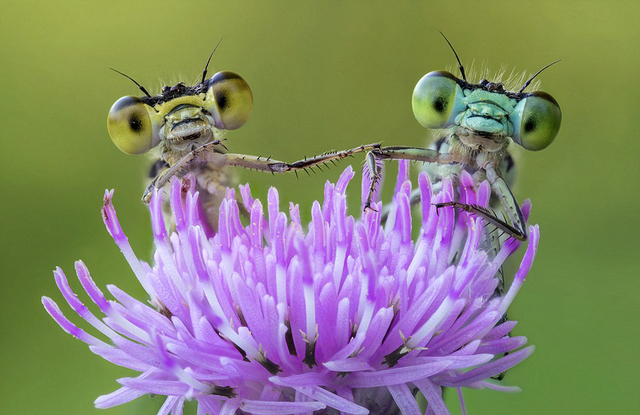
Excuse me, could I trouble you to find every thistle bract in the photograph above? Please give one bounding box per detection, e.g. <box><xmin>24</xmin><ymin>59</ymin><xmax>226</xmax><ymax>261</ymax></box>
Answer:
<box><xmin>43</xmin><ymin>162</ymin><xmax>539</xmax><ymax>414</ymax></box>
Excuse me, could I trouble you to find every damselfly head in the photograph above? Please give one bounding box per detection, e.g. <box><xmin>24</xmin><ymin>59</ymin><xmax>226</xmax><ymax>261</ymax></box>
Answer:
<box><xmin>412</xmin><ymin>34</ymin><xmax>562</xmax><ymax>151</ymax></box>
<box><xmin>107</xmin><ymin>68</ymin><xmax>253</xmax><ymax>155</ymax></box>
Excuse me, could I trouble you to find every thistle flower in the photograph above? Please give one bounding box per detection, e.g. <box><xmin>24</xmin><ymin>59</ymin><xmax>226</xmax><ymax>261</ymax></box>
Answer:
<box><xmin>43</xmin><ymin>161</ymin><xmax>539</xmax><ymax>415</ymax></box>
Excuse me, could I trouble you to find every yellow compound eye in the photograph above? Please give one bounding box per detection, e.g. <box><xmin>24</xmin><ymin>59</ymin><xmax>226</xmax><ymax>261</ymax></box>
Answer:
<box><xmin>412</xmin><ymin>71</ymin><xmax>462</xmax><ymax>129</ymax></box>
<box><xmin>107</xmin><ymin>96</ymin><xmax>157</xmax><ymax>154</ymax></box>
<box><xmin>513</xmin><ymin>91</ymin><xmax>561</xmax><ymax>151</ymax></box>
<box><xmin>205</xmin><ymin>71</ymin><xmax>253</xmax><ymax>130</ymax></box>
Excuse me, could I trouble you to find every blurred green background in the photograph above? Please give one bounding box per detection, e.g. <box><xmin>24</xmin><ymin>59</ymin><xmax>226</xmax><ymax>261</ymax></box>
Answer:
<box><xmin>1</xmin><ymin>1</ymin><xmax>638</xmax><ymax>414</ymax></box>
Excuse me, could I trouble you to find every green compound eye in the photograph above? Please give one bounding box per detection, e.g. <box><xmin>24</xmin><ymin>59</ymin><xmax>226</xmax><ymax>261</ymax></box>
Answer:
<box><xmin>107</xmin><ymin>96</ymin><xmax>157</xmax><ymax>154</ymax></box>
<box><xmin>513</xmin><ymin>91</ymin><xmax>561</xmax><ymax>151</ymax></box>
<box><xmin>205</xmin><ymin>71</ymin><xmax>253</xmax><ymax>130</ymax></box>
<box><xmin>412</xmin><ymin>71</ymin><xmax>462</xmax><ymax>129</ymax></box>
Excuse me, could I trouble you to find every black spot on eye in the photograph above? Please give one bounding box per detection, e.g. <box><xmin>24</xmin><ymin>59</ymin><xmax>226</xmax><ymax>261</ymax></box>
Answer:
<box><xmin>433</xmin><ymin>96</ymin><xmax>447</xmax><ymax>113</ymax></box>
<box><xmin>129</xmin><ymin>115</ymin><xmax>142</xmax><ymax>132</ymax></box>
<box><xmin>215</xmin><ymin>90</ymin><xmax>228</xmax><ymax>110</ymax></box>
<box><xmin>524</xmin><ymin>118</ymin><xmax>536</xmax><ymax>133</ymax></box>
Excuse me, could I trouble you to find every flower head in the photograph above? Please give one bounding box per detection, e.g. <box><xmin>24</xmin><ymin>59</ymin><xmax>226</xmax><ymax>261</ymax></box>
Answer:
<box><xmin>43</xmin><ymin>161</ymin><xmax>539</xmax><ymax>414</ymax></box>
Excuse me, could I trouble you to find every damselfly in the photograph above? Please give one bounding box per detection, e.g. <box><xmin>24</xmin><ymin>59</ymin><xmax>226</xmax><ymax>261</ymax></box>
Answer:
<box><xmin>107</xmin><ymin>45</ymin><xmax>374</xmax><ymax>231</ymax></box>
<box><xmin>276</xmin><ymin>34</ymin><xmax>562</xmax><ymax>242</ymax></box>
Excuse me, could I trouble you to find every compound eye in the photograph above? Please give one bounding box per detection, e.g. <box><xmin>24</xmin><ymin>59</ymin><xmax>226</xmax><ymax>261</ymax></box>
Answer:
<box><xmin>412</xmin><ymin>71</ymin><xmax>461</xmax><ymax>129</ymax></box>
<box><xmin>514</xmin><ymin>91</ymin><xmax>561</xmax><ymax>151</ymax></box>
<box><xmin>205</xmin><ymin>71</ymin><xmax>253</xmax><ymax>130</ymax></box>
<box><xmin>107</xmin><ymin>96</ymin><xmax>156</xmax><ymax>154</ymax></box>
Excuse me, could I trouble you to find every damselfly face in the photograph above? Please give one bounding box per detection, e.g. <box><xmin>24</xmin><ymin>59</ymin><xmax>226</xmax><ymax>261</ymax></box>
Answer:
<box><xmin>330</xmin><ymin>36</ymin><xmax>564</xmax><ymax>243</ymax></box>
<box><xmin>103</xmin><ymin>50</ymin><xmax>374</xmax><ymax>233</ymax></box>
<box><xmin>105</xmin><ymin>47</ymin><xmax>259</xmax><ymax>232</ymax></box>
<box><xmin>107</xmin><ymin>71</ymin><xmax>253</xmax><ymax>155</ymax></box>
<box><xmin>412</xmin><ymin>70</ymin><xmax>561</xmax><ymax>153</ymax></box>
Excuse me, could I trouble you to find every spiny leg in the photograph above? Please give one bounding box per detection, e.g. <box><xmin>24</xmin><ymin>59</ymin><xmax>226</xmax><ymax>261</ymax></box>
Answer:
<box><xmin>143</xmin><ymin>140</ymin><xmax>225</xmax><ymax>203</ymax></box>
<box><xmin>221</xmin><ymin>143</ymin><xmax>381</xmax><ymax>174</ymax></box>
<box><xmin>277</xmin><ymin>143</ymin><xmax>382</xmax><ymax>173</ymax></box>
<box><xmin>363</xmin><ymin>146</ymin><xmax>458</xmax><ymax>211</ymax></box>
<box><xmin>484</xmin><ymin>164</ymin><xmax>527</xmax><ymax>240</ymax></box>
<box><xmin>434</xmin><ymin>165</ymin><xmax>527</xmax><ymax>241</ymax></box>
<box><xmin>366</xmin><ymin>146</ymin><xmax>527</xmax><ymax>241</ymax></box>
<box><xmin>434</xmin><ymin>201</ymin><xmax>524</xmax><ymax>239</ymax></box>
<box><xmin>364</xmin><ymin>151</ymin><xmax>382</xmax><ymax>211</ymax></box>
<box><xmin>142</xmin><ymin>142</ymin><xmax>381</xmax><ymax>203</ymax></box>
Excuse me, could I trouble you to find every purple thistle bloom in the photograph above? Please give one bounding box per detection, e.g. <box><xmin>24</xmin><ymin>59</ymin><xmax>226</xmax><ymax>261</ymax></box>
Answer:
<box><xmin>43</xmin><ymin>161</ymin><xmax>539</xmax><ymax>415</ymax></box>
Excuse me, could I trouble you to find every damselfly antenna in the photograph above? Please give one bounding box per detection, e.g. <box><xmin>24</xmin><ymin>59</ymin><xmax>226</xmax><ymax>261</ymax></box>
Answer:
<box><xmin>440</xmin><ymin>31</ymin><xmax>467</xmax><ymax>82</ymax></box>
<box><xmin>201</xmin><ymin>38</ymin><xmax>224</xmax><ymax>84</ymax></box>
<box><xmin>110</xmin><ymin>68</ymin><xmax>152</xmax><ymax>98</ymax></box>
<box><xmin>518</xmin><ymin>60</ymin><xmax>561</xmax><ymax>93</ymax></box>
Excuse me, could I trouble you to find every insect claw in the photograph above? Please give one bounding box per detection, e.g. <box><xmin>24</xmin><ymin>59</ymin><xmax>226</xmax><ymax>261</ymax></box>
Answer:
<box><xmin>363</xmin><ymin>204</ymin><xmax>378</xmax><ymax>213</ymax></box>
